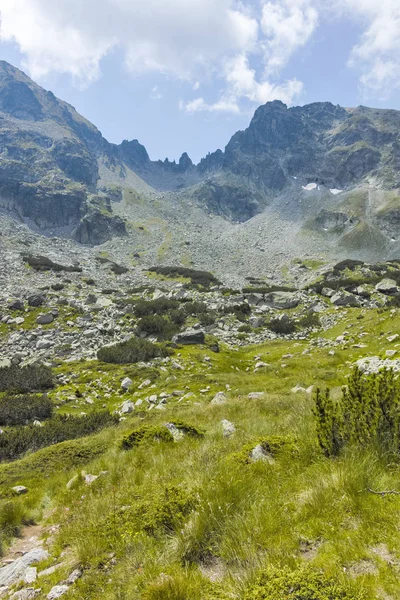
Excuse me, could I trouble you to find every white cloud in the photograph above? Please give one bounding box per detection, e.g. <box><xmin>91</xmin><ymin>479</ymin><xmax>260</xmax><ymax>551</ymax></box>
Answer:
<box><xmin>0</xmin><ymin>0</ymin><xmax>257</xmax><ymax>82</ymax></box>
<box><xmin>342</xmin><ymin>0</ymin><xmax>400</xmax><ymax>96</ymax></box>
<box><xmin>261</xmin><ymin>0</ymin><xmax>318</xmax><ymax>74</ymax></box>
<box><xmin>0</xmin><ymin>0</ymin><xmax>399</xmax><ymax>111</ymax></box>
<box><xmin>180</xmin><ymin>97</ymin><xmax>240</xmax><ymax>114</ymax></box>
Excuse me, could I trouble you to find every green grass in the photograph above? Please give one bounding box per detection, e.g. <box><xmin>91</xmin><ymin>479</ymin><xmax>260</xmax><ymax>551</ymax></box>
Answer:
<box><xmin>2</xmin><ymin>303</ymin><xmax>400</xmax><ymax>597</ymax></box>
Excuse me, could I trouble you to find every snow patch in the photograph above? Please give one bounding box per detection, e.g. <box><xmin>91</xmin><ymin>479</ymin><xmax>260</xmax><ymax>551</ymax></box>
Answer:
<box><xmin>302</xmin><ymin>183</ymin><xmax>317</xmax><ymax>191</ymax></box>
<box><xmin>330</xmin><ymin>188</ymin><xmax>343</xmax><ymax>195</ymax></box>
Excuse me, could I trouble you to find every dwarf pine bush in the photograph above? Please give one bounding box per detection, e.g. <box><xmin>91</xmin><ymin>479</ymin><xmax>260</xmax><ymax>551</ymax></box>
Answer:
<box><xmin>244</xmin><ymin>565</ymin><xmax>365</xmax><ymax>600</ymax></box>
<box><xmin>314</xmin><ymin>367</ymin><xmax>400</xmax><ymax>457</ymax></box>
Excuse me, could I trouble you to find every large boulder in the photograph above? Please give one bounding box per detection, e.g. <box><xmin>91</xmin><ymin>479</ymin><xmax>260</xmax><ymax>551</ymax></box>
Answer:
<box><xmin>331</xmin><ymin>292</ymin><xmax>360</xmax><ymax>307</ymax></box>
<box><xmin>264</xmin><ymin>292</ymin><xmax>299</xmax><ymax>309</ymax></box>
<box><xmin>375</xmin><ymin>279</ymin><xmax>399</xmax><ymax>295</ymax></box>
<box><xmin>0</xmin><ymin>548</ymin><xmax>49</xmax><ymax>587</ymax></box>
<box><xmin>172</xmin><ymin>329</ymin><xmax>205</xmax><ymax>345</ymax></box>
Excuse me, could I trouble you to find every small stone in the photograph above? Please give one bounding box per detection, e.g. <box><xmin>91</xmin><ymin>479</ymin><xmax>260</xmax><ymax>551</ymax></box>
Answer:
<box><xmin>250</xmin><ymin>444</ymin><xmax>275</xmax><ymax>464</ymax></box>
<box><xmin>66</xmin><ymin>569</ymin><xmax>82</xmax><ymax>585</ymax></box>
<box><xmin>121</xmin><ymin>377</ymin><xmax>133</xmax><ymax>391</ymax></box>
<box><xmin>387</xmin><ymin>334</ymin><xmax>399</xmax><ymax>343</ymax></box>
<box><xmin>291</xmin><ymin>385</ymin><xmax>306</xmax><ymax>394</ymax></box>
<box><xmin>210</xmin><ymin>392</ymin><xmax>227</xmax><ymax>405</ymax></box>
<box><xmin>47</xmin><ymin>585</ymin><xmax>69</xmax><ymax>599</ymax></box>
<box><xmin>120</xmin><ymin>401</ymin><xmax>134</xmax><ymax>414</ymax></box>
<box><xmin>12</xmin><ymin>486</ymin><xmax>27</xmax><ymax>495</ymax></box>
<box><xmin>36</xmin><ymin>313</ymin><xmax>54</xmax><ymax>325</ymax></box>
<box><xmin>248</xmin><ymin>392</ymin><xmax>264</xmax><ymax>399</ymax></box>
<box><xmin>221</xmin><ymin>419</ymin><xmax>236</xmax><ymax>438</ymax></box>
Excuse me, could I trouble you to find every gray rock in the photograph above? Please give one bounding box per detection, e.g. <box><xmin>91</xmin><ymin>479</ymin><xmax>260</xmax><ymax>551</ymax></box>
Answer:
<box><xmin>331</xmin><ymin>292</ymin><xmax>360</xmax><ymax>307</ymax></box>
<box><xmin>250</xmin><ymin>444</ymin><xmax>275</xmax><ymax>464</ymax></box>
<box><xmin>120</xmin><ymin>401</ymin><xmax>134</xmax><ymax>414</ymax></box>
<box><xmin>121</xmin><ymin>377</ymin><xmax>133</xmax><ymax>390</ymax></box>
<box><xmin>164</xmin><ymin>423</ymin><xmax>184</xmax><ymax>441</ymax></box>
<box><xmin>24</xmin><ymin>567</ymin><xmax>37</xmax><ymax>584</ymax></box>
<box><xmin>27</xmin><ymin>294</ymin><xmax>45</xmax><ymax>308</ymax></box>
<box><xmin>248</xmin><ymin>392</ymin><xmax>264</xmax><ymax>399</ymax></box>
<box><xmin>264</xmin><ymin>292</ymin><xmax>299</xmax><ymax>309</ymax></box>
<box><xmin>12</xmin><ymin>486</ymin><xmax>28</xmax><ymax>495</ymax></box>
<box><xmin>0</xmin><ymin>548</ymin><xmax>49</xmax><ymax>587</ymax></box>
<box><xmin>210</xmin><ymin>392</ymin><xmax>227</xmax><ymax>405</ymax></box>
<box><xmin>375</xmin><ymin>279</ymin><xmax>399</xmax><ymax>295</ymax></box>
<box><xmin>10</xmin><ymin>589</ymin><xmax>40</xmax><ymax>599</ymax></box>
<box><xmin>172</xmin><ymin>329</ymin><xmax>205</xmax><ymax>345</ymax></box>
<box><xmin>36</xmin><ymin>313</ymin><xmax>54</xmax><ymax>325</ymax></box>
<box><xmin>65</xmin><ymin>569</ymin><xmax>82</xmax><ymax>585</ymax></box>
<box><xmin>221</xmin><ymin>419</ymin><xmax>236</xmax><ymax>438</ymax></box>
<box><xmin>47</xmin><ymin>585</ymin><xmax>69</xmax><ymax>599</ymax></box>
<box><xmin>321</xmin><ymin>288</ymin><xmax>335</xmax><ymax>298</ymax></box>
<box><xmin>9</xmin><ymin>300</ymin><xmax>24</xmax><ymax>311</ymax></box>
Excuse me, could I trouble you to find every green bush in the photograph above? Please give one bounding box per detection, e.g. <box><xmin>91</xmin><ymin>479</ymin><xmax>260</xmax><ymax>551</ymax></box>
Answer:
<box><xmin>132</xmin><ymin>298</ymin><xmax>180</xmax><ymax>317</ymax></box>
<box><xmin>223</xmin><ymin>303</ymin><xmax>252</xmax><ymax>322</ymax></box>
<box><xmin>268</xmin><ymin>315</ymin><xmax>297</xmax><ymax>335</ymax></box>
<box><xmin>0</xmin><ymin>411</ymin><xmax>118</xmax><ymax>461</ymax></box>
<box><xmin>314</xmin><ymin>368</ymin><xmax>400</xmax><ymax>457</ymax></box>
<box><xmin>298</xmin><ymin>312</ymin><xmax>321</xmax><ymax>329</ymax></box>
<box><xmin>121</xmin><ymin>425</ymin><xmax>174</xmax><ymax>449</ymax></box>
<box><xmin>97</xmin><ymin>337</ymin><xmax>171</xmax><ymax>364</ymax></box>
<box><xmin>0</xmin><ymin>364</ymin><xmax>54</xmax><ymax>393</ymax></box>
<box><xmin>148</xmin><ymin>266</ymin><xmax>220</xmax><ymax>288</ymax></box>
<box><xmin>0</xmin><ymin>394</ymin><xmax>53</xmax><ymax>426</ymax></box>
<box><xmin>244</xmin><ymin>565</ymin><xmax>365</xmax><ymax>599</ymax></box>
<box><xmin>137</xmin><ymin>315</ymin><xmax>180</xmax><ymax>341</ymax></box>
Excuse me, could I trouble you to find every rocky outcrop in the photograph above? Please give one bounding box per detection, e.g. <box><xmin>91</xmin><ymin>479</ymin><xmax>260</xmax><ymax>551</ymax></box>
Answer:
<box><xmin>73</xmin><ymin>210</ymin><xmax>127</xmax><ymax>245</ymax></box>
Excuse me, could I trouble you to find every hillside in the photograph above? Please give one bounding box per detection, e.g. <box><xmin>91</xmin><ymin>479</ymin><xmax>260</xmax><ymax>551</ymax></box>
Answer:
<box><xmin>0</xmin><ymin>258</ymin><xmax>400</xmax><ymax>598</ymax></box>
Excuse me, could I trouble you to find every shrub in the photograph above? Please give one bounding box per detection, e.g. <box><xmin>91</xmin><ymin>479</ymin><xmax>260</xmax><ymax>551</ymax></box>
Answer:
<box><xmin>148</xmin><ymin>266</ymin><xmax>220</xmax><ymax>288</ymax></box>
<box><xmin>121</xmin><ymin>425</ymin><xmax>175</xmax><ymax>450</ymax></box>
<box><xmin>0</xmin><ymin>411</ymin><xmax>118</xmax><ymax>461</ymax></box>
<box><xmin>0</xmin><ymin>364</ymin><xmax>54</xmax><ymax>393</ymax></box>
<box><xmin>132</xmin><ymin>298</ymin><xmax>180</xmax><ymax>317</ymax></box>
<box><xmin>0</xmin><ymin>394</ymin><xmax>53</xmax><ymax>426</ymax></box>
<box><xmin>97</xmin><ymin>337</ymin><xmax>171</xmax><ymax>364</ymax></box>
<box><xmin>224</xmin><ymin>303</ymin><xmax>252</xmax><ymax>322</ymax></box>
<box><xmin>244</xmin><ymin>565</ymin><xmax>365</xmax><ymax>599</ymax></box>
<box><xmin>314</xmin><ymin>368</ymin><xmax>400</xmax><ymax>457</ymax></box>
<box><xmin>238</xmin><ymin>324</ymin><xmax>252</xmax><ymax>333</ymax></box>
<box><xmin>298</xmin><ymin>312</ymin><xmax>321</xmax><ymax>329</ymax></box>
<box><xmin>233</xmin><ymin>436</ymin><xmax>297</xmax><ymax>464</ymax></box>
<box><xmin>332</xmin><ymin>259</ymin><xmax>365</xmax><ymax>273</ymax></box>
<box><xmin>268</xmin><ymin>315</ymin><xmax>297</xmax><ymax>335</ymax></box>
<box><xmin>137</xmin><ymin>315</ymin><xmax>179</xmax><ymax>341</ymax></box>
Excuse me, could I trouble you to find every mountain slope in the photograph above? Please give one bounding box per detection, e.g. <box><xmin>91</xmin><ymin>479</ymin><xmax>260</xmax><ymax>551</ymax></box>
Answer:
<box><xmin>0</xmin><ymin>60</ymin><xmax>400</xmax><ymax>267</ymax></box>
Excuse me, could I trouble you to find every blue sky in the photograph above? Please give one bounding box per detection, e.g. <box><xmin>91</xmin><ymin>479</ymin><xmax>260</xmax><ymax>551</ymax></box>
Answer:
<box><xmin>0</xmin><ymin>0</ymin><xmax>399</xmax><ymax>163</ymax></box>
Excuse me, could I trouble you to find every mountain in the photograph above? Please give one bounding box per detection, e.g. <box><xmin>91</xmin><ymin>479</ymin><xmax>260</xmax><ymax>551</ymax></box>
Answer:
<box><xmin>0</xmin><ymin>60</ymin><xmax>400</xmax><ymax>267</ymax></box>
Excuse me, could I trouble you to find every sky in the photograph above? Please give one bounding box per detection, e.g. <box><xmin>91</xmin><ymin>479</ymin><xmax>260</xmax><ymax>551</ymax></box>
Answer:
<box><xmin>0</xmin><ymin>0</ymin><xmax>399</xmax><ymax>163</ymax></box>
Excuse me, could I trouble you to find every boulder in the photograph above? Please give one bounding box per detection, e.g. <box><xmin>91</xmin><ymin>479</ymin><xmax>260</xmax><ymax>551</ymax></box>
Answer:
<box><xmin>172</xmin><ymin>329</ymin><xmax>205</xmax><ymax>345</ymax></box>
<box><xmin>27</xmin><ymin>294</ymin><xmax>45</xmax><ymax>307</ymax></box>
<box><xmin>121</xmin><ymin>377</ymin><xmax>133</xmax><ymax>391</ymax></box>
<box><xmin>221</xmin><ymin>419</ymin><xmax>236</xmax><ymax>438</ymax></box>
<box><xmin>9</xmin><ymin>300</ymin><xmax>24</xmax><ymax>311</ymax></box>
<box><xmin>0</xmin><ymin>549</ymin><xmax>49</xmax><ymax>587</ymax></box>
<box><xmin>210</xmin><ymin>392</ymin><xmax>227</xmax><ymax>405</ymax></box>
<box><xmin>375</xmin><ymin>279</ymin><xmax>399</xmax><ymax>295</ymax></box>
<box><xmin>36</xmin><ymin>313</ymin><xmax>54</xmax><ymax>325</ymax></box>
<box><xmin>264</xmin><ymin>292</ymin><xmax>299</xmax><ymax>309</ymax></box>
<box><xmin>12</xmin><ymin>486</ymin><xmax>28</xmax><ymax>495</ymax></box>
<box><xmin>250</xmin><ymin>444</ymin><xmax>274</xmax><ymax>464</ymax></box>
<box><xmin>331</xmin><ymin>292</ymin><xmax>360</xmax><ymax>307</ymax></box>
<box><xmin>47</xmin><ymin>585</ymin><xmax>69</xmax><ymax>599</ymax></box>
<box><xmin>120</xmin><ymin>401</ymin><xmax>134</xmax><ymax>414</ymax></box>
